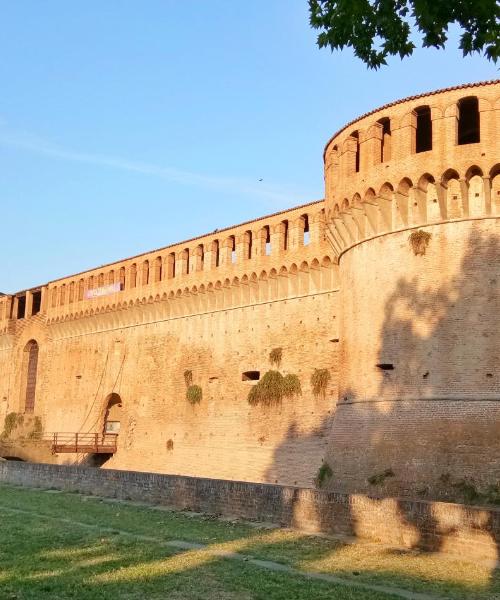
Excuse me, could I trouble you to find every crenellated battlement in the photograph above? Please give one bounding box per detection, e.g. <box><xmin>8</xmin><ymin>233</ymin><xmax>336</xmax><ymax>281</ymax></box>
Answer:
<box><xmin>324</xmin><ymin>80</ymin><xmax>499</xmax><ymax>257</ymax></box>
<box><xmin>0</xmin><ymin>200</ymin><xmax>328</xmax><ymax>329</ymax></box>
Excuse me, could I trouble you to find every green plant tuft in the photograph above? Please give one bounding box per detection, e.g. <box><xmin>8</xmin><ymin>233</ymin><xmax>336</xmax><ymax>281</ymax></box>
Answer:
<box><xmin>248</xmin><ymin>371</ymin><xmax>283</xmax><ymax>406</ymax></box>
<box><xmin>183</xmin><ymin>370</ymin><xmax>193</xmax><ymax>387</ymax></box>
<box><xmin>2</xmin><ymin>413</ymin><xmax>19</xmax><ymax>438</ymax></box>
<box><xmin>315</xmin><ymin>462</ymin><xmax>333</xmax><ymax>488</ymax></box>
<box><xmin>451</xmin><ymin>479</ymin><xmax>481</xmax><ymax>504</ymax></box>
<box><xmin>269</xmin><ymin>347</ymin><xmax>283</xmax><ymax>368</ymax></box>
<box><xmin>248</xmin><ymin>370</ymin><xmax>302</xmax><ymax>407</ymax></box>
<box><xmin>310</xmin><ymin>369</ymin><xmax>331</xmax><ymax>398</ymax></box>
<box><xmin>28</xmin><ymin>416</ymin><xmax>43</xmax><ymax>440</ymax></box>
<box><xmin>186</xmin><ymin>385</ymin><xmax>202</xmax><ymax>405</ymax></box>
<box><xmin>282</xmin><ymin>374</ymin><xmax>302</xmax><ymax>398</ymax></box>
<box><xmin>408</xmin><ymin>230</ymin><xmax>431</xmax><ymax>256</ymax></box>
<box><xmin>368</xmin><ymin>468</ymin><xmax>395</xmax><ymax>486</ymax></box>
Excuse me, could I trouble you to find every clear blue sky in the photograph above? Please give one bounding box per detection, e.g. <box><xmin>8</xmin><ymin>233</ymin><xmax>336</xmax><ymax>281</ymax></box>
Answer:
<box><xmin>1</xmin><ymin>1</ymin><xmax>497</xmax><ymax>293</ymax></box>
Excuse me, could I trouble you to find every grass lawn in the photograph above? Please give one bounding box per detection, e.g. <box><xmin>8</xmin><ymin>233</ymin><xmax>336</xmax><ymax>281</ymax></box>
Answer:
<box><xmin>0</xmin><ymin>484</ymin><xmax>498</xmax><ymax>599</ymax></box>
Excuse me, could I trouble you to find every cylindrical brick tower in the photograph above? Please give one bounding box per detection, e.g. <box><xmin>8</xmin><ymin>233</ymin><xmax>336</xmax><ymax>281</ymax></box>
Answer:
<box><xmin>324</xmin><ymin>80</ymin><xmax>500</xmax><ymax>498</ymax></box>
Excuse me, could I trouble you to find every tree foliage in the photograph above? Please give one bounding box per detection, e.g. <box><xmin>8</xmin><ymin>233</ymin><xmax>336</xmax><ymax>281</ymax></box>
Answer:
<box><xmin>309</xmin><ymin>0</ymin><xmax>499</xmax><ymax>69</ymax></box>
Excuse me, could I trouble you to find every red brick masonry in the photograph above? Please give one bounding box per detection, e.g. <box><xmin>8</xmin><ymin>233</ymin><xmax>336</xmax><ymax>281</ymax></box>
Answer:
<box><xmin>1</xmin><ymin>461</ymin><xmax>498</xmax><ymax>562</ymax></box>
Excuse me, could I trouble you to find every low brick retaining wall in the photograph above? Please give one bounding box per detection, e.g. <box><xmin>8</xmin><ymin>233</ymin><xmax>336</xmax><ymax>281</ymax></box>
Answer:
<box><xmin>1</xmin><ymin>461</ymin><xmax>499</xmax><ymax>562</ymax></box>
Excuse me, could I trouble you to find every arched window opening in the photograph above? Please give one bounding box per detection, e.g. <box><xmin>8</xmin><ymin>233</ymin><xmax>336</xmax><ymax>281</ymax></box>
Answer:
<box><xmin>351</xmin><ymin>131</ymin><xmax>360</xmax><ymax>172</ymax></box>
<box><xmin>302</xmin><ymin>214</ymin><xmax>310</xmax><ymax>245</ymax></box>
<box><xmin>229</xmin><ymin>236</ymin><xmax>236</xmax><ymax>264</ymax></box>
<box><xmin>415</xmin><ymin>106</ymin><xmax>432</xmax><ymax>153</ymax></box>
<box><xmin>282</xmin><ymin>220</ymin><xmax>289</xmax><ymax>250</ymax></box>
<box><xmin>51</xmin><ymin>287</ymin><xmax>58</xmax><ymax>308</ymax></box>
<box><xmin>213</xmin><ymin>240</ymin><xmax>220</xmax><ymax>267</ymax></box>
<box><xmin>154</xmin><ymin>256</ymin><xmax>162</xmax><ymax>282</ymax></box>
<box><xmin>264</xmin><ymin>226</ymin><xmax>271</xmax><ymax>255</ymax></box>
<box><xmin>458</xmin><ymin>97</ymin><xmax>480</xmax><ymax>145</ymax></box>
<box><xmin>68</xmin><ymin>282</ymin><xmax>75</xmax><ymax>304</ymax></box>
<box><xmin>31</xmin><ymin>290</ymin><xmax>41</xmax><ymax>316</ymax></box>
<box><xmin>98</xmin><ymin>273</ymin><xmax>104</xmax><ymax>287</ymax></box>
<box><xmin>245</xmin><ymin>231</ymin><xmax>253</xmax><ymax>259</ymax></box>
<box><xmin>78</xmin><ymin>279</ymin><xmax>84</xmax><ymax>301</ymax></box>
<box><xmin>24</xmin><ymin>340</ymin><xmax>39</xmax><ymax>414</ymax></box>
<box><xmin>119</xmin><ymin>267</ymin><xmax>125</xmax><ymax>290</ymax></box>
<box><xmin>108</xmin><ymin>270</ymin><xmax>115</xmax><ymax>285</ymax></box>
<box><xmin>130</xmin><ymin>264</ymin><xmax>137</xmax><ymax>288</ymax></box>
<box><xmin>142</xmin><ymin>260</ymin><xmax>149</xmax><ymax>286</ymax></box>
<box><xmin>16</xmin><ymin>295</ymin><xmax>26</xmax><ymax>319</ymax></box>
<box><xmin>59</xmin><ymin>285</ymin><xmax>66</xmax><ymax>306</ymax></box>
<box><xmin>377</xmin><ymin>118</ymin><xmax>391</xmax><ymax>162</ymax></box>
<box><xmin>183</xmin><ymin>248</ymin><xmax>190</xmax><ymax>274</ymax></box>
<box><xmin>168</xmin><ymin>253</ymin><xmax>176</xmax><ymax>278</ymax></box>
<box><xmin>197</xmin><ymin>244</ymin><xmax>204</xmax><ymax>270</ymax></box>
<box><xmin>103</xmin><ymin>393</ymin><xmax>122</xmax><ymax>435</ymax></box>
<box><xmin>88</xmin><ymin>275</ymin><xmax>95</xmax><ymax>292</ymax></box>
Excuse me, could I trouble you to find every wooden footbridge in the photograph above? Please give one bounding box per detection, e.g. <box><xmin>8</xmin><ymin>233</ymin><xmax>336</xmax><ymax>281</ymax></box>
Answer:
<box><xmin>44</xmin><ymin>433</ymin><xmax>118</xmax><ymax>455</ymax></box>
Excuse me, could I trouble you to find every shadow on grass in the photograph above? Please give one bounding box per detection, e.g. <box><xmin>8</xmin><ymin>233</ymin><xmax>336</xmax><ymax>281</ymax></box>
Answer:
<box><xmin>1</xmin><ymin>486</ymin><xmax>500</xmax><ymax>600</ymax></box>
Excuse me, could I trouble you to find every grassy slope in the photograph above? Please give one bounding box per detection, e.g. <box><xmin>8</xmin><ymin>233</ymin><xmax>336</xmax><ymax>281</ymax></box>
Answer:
<box><xmin>0</xmin><ymin>484</ymin><xmax>498</xmax><ymax>599</ymax></box>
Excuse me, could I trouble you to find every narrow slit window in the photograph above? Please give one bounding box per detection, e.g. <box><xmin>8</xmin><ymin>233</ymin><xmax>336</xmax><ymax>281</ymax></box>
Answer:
<box><xmin>213</xmin><ymin>240</ymin><xmax>220</xmax><ymax>267</ymax></box>
<box><xmin>415</xmin><ymin>106</ymin><xmax>432</xmax><ymax>153</ymax></box>
<box><xmin>264</xmin><ymin>226</ymin><xmax>271</xmax><ymax>255</ymax></box>
<box><xmin>17</xmin><ymin>295</ymin><xmax>26</xmax><ymax>319</ymax></box>
<box><xmin>155</xmin><ymin>256</ymin><xmax>162</xmax><ymax>282</ymax></box>
<box><xmin>458</xmin><ymin>97</ymin><xmax>480</xmax><ymax>145</ymax></box>
<box><xmin>229</xmin><ymin>236</ymin><xmax>236</xmax><ymax>264</ymax></box>
<box><xmin>242</xmin><ymin>371</ymin><xmax>260</xmax><ymax>381</ymax></box>
<box><xmin>32</xmin><ymin>291</ymin><xmax>41</xmax><ymax>315</ymax></box>
<box><xmin>378</xmin><ymin>118</ymin><xmax>391</xmax><ymax>162</ymax></box>
<box><xmin>130</xmin><ymin>264</ymin><xmax>137</xmax><ymax>288</ymax></box>
<box><xmin>142</xmin><ymin>260</ymin><xmax>149</xmax><ymax>285</ymax></box>
<box><xmin>302</xmin><ymin>214</ymin><xmax>310</xmax><ymax>245</ymax></box>
<box><xmin>246</xmin><ymin>231</ymin><xmax>253</xmax><ymax>259</ymax></box>
<box><xmin>282</xmin><ymin>220</ymin><xmax>289</xmax><ymax>250</ymax></box>
<box><xmin>351</xmin><ymin>131</ymin><xmax>360</xmax><ymax>173</ymax></box>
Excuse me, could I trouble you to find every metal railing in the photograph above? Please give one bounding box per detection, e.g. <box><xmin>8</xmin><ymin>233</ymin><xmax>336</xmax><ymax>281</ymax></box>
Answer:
<box><xmin>43</xmin><ymin>432</ymin><xmax>118</xmax><ymax>454</ymax></box>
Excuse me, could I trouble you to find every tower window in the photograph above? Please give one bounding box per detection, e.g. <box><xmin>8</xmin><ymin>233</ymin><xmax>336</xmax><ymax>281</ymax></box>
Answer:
<box><xmin>351</xmin><ymin>130</ymin><xmax>360</xmax><ymax>172</ymax></box>
<box><xmin>32</xmin><ymin>291</ymin><xmax>41</xmax><ymax>315</ymax></box>
<box><xmin>458</xmin><ymin>97</ymin><xmax>480</xmax><ymax>145</ymax></box>
<box><xmin>415</xmin><ymin>106</ymin><xmax>432</xmax><ymax>153</ymax></box>
<box><xmin>17</xmin><ymin>295</ymin><xmax>26</xmax><ymax>319</ymax></box>
<box><xmin>378</xmin><ymin>118</ymin><xmax>391</xmax><ymax>162</ymax></box>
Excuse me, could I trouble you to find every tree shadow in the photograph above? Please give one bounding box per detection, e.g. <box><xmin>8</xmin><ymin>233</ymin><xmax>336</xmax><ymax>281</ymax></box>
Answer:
<box><xmin>265</xmin><ymin>224</ymin><xmax>500</xmax><ymax>593</ymax></box>
<box><xmin>2</xmin><ymin>484</ymin><xmax>499</xmax><ymax>600</ymax></box>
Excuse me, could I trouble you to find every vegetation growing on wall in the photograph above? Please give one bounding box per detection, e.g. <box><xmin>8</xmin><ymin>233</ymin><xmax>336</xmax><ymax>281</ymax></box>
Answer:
<box><xmin>183</xmin><ymin>370</ymin><xmax>203</xmax><ymax>405</ymax></box>
<box><xmin>408</xmin><ymin>230</ymin><xmax>432</xmax><ymax>256</ymax></box>
<box><xmin>439</xmin><ymin>473</ymin><xmax>500</xmax><ymax>505</ymax></box>
<box><xmin>186</xmin><ymin>385</ymin><xmax>203</xmax><ymax>405</ymax></box>
<box><xmin>2</xmin><ymin>413</ymin><xmax>20</xmax><ymax>438</ymax></box>
<box><xmin>310</xmin><ymin>369</ymin><xmax>331</xmax><ymax>398</ymax></box>
<box><xmin>269</xmin><ymin>347</ymin><xmax>283</xmax><ymax>368</ymax></box>
<box><xmin>248</xmin><ymin>370</ymin><xmax>302</xmax><ymax>406</ymax></box>
<box><xmin>28</xmin><ymin>417</ymin><xmax>43</xmax><ymax>440</ymax></box>
<box><xmin>368</xmin><ymin>468</ymin><xmax>395</xmax><ymax>486</ymax></box>
<box><xmin>315</xmin><ymin>461</ymin><xmax>333</xmax><ymax>488</ymax></box>
<box><xmin>1</xmin><ymin>413</ymin><xmax>42</xmax><ymax>441</ymax></box>
<box><xmin>184</xmin><ymin>370</ymin><xmax>193</xmax><ymax>387</ymax></box>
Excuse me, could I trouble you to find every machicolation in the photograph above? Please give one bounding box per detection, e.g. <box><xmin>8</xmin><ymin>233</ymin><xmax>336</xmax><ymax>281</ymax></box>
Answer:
<box><xmin>0</xmin><ymin>80</ymin><xmax>498</xmax><ymax>501</ymax></box>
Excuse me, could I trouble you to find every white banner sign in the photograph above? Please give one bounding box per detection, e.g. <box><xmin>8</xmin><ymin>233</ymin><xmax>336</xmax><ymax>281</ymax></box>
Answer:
<box><xmin>85</xmin><ymin>282</ymin><xmax>122</xmax><ymax>300</ymax></box>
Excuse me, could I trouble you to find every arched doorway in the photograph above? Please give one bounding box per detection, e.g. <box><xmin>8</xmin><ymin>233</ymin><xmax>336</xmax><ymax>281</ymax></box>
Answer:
<box><xmin>24</xmin><ymin>340</ymin><xmax>39</xmax><ymax>413</ymax></box>
<box><xmin>103</xmin><ymin>393</ymin><xmax>122</xmax><ymax>435</ymax></box>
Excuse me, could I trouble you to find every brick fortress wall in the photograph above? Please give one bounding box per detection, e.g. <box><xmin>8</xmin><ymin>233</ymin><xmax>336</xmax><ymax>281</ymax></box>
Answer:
<box><xmin>1</xmin><ymin>461</ymin><xmax>499</xmax><ymax>563</ymax></box>
<box><xmin>0</xmin><ymin>201</ymin><xmax>339</xmax><ymax>487</ymax></box>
